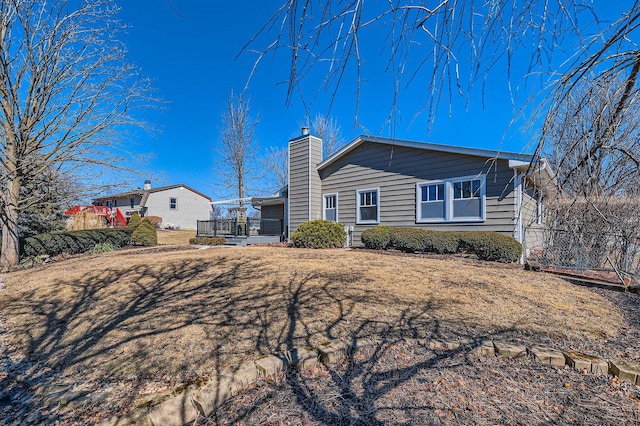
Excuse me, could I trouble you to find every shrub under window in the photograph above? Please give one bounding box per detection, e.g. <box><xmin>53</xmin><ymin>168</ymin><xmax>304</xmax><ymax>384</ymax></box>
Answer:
<box><xmin>290</xmin><ymin>220</ymin><xmax>346</xmax><ymax>249</ymax></box>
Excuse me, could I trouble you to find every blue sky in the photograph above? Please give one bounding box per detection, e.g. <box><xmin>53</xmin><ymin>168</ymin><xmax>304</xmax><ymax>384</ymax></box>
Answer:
<box><xmin>116</xmin><ymin>1</ymin><xmax>624</xmax><ymax>199</ymax></box>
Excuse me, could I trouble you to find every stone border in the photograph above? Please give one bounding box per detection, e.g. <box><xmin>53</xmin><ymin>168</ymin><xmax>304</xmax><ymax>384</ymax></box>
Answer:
<box><xmin>98</xmin><ymin>338</ymin><xmax>640</xmax><ymax>426</ymax></box>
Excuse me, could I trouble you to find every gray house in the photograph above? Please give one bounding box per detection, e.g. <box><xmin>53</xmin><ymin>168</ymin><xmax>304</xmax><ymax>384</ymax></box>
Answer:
<box><xmin>258</xmin><ymin>131</ymin><xmax>553</xmax><ymax>256</ymax></box>
<box><xmin>93</xmin><ymin>181</ymin><xmax>213</xmax><ymax>229</ymax></box>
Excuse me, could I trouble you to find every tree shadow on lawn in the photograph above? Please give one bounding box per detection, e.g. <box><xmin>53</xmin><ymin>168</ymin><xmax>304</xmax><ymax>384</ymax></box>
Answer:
<box><xmin>0</xmin><ymin>253</ymin><xmax>576</xmax><ymax>423</ymax></box>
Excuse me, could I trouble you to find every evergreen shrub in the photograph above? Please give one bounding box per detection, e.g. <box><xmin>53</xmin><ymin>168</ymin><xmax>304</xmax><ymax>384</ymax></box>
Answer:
<box><xmin>127</xmin><ymin>212</ymin><xmax>142</xmax><ymax>229</ymax></box>
<box><xmin>290</xmin><ymin>220</ymin><xmax>346</xmax><ymax>248</ymax></box>
<box><xmin>361</xmin><ymin>226</ymin><xmax>394</xmax><ymax>250</ymax></box>
<box><xmin>458</xmin><ymin>231</ymin><xmax>522</xmax><ymax>263</ymax></box>
<box><xmin>360</xmin><ymin>226</ymin><xmax>521</xmax><ymax>263</ymax></box>
<box><xmin>189</xmin><ymin>237</ymin><xmax>226</xmax><ymax>246</ymax></box>
<box><xmin>131</xmin><ymin>220</ymin><xmax>157</xmax><ymax>246</ymax></box>
<box><xmin>21</xmin><ymin>229</ymin><xmax>132</xmax><ymax>258</ymax></box>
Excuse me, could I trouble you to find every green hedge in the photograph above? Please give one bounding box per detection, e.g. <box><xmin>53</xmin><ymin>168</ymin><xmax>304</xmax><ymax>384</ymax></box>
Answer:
<box><xmin>290</xmin><ymin>220</ymin><xmax>346</xmax><ymax>249</ymax></box>
<box><xmin>21</xmin><ymin>228</ymin><xmax>133</xmax><ymax>258</ymax></box>
<box><xmin>189</xmin><ymin>237</ymin><xmax>226</xmax><ymax>246</ymax></box>
<box><xmin>361</xmin><ymin>226</ymin><xmax>395</xmax><ymax>250</ymax></box>
<box><xmin>131</xmin><ymin>220</ymin><xmax>157</xmax><ymax>246</ymax></box>
<box><xmin>362</xmin><ymin>226</ymin><xmax>521</xmax><ymax>263</ymax></box>
<box><xmin>458</xmin><ymin>231</ymin><xmax>522</xmax><ymax>263</ymax></box>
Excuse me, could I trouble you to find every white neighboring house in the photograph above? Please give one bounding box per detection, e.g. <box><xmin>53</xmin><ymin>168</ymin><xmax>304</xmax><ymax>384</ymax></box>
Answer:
<box><xmin>92</xmin><ymin>180</ymin><xmax>213</xmax><ymax>229</ymax></box>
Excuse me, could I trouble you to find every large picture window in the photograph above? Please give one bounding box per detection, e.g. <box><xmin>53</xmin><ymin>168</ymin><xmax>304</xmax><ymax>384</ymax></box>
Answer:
<box><xmin>323</xmin><ymin>193</ymin><xmax>338</xmax><ymax>222</ymax></box>
<box><xmin>357</xmin><ymin>188</ymin><xmax>379</xmax><ymax>224</ymax></box>
<box><xmin>417</xmin><ymin>175</ymin><xmax>485</xmax><ymax>223</ymax></box>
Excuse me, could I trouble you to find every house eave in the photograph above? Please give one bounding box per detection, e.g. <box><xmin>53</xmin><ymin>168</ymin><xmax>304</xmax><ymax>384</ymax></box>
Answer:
<box><xmin>318</xmin><ymin>135</ymin><xmax>534</xmax><ymax>170</ymax></box>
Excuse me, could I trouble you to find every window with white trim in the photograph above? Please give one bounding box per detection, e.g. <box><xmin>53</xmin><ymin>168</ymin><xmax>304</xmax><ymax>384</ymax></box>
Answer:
<box><xmin>323</xmin><ymin>193</ymin><xmax>338</xmax><ymax>222</ymax></box>
<box><xmin>357</xmin><ymin>188</ymin><xmax>379</xmax><ymax>224</ymax></box>
<box><xmin>418</xmin><ymin>183</ymin><xmax>445</xmax><ymax>220</ymax></box>
<box><xmin>416</xmin><ymin>175</ymin><xmax>485</xmax><ymax>223</ymax></box>
<box><xmin>169</xmin><ymin>197</ymin><xmax>178</xmax><ymax>210</ymax></box>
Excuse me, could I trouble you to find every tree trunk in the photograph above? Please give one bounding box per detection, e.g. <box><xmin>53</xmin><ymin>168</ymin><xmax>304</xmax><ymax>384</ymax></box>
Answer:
<box><xmin>1</xmin><ymin>176</ymin><xmax>21</xmax><ymax>270</ymax></box>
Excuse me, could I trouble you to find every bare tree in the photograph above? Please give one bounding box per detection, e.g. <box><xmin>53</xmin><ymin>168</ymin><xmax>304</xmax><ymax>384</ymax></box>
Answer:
<box><xmin>537</xmin><ymin>74</ymin><xmax>640</xmax><ymax>275</ymax></box>
<box><xmin>247</xmin><ymin>2</ymin><xmax>640</xmax><ymax>140</ymax></box>
<box><xmin>311</xmin><ymin>113</ymin><xmax>346</xmax><ymax>158</ymax></box>
<box><xmin>262</xmin><ymin>146</ymin><xmax>288</xmax><ymax>190</ymax></box>
<box><xmin>545</xmin><ymin>74</ymin><xmax>640</xmax><ymax>197</ymax></box>
<box><xmin>216</xmin><ymin>92</ymin><xmax>259</xmax><ymax>208</ymax></box>
<box><xmin>0</xmin><ymin>0</ymin><xmax>152</xmax><ymax>269</ymax></box>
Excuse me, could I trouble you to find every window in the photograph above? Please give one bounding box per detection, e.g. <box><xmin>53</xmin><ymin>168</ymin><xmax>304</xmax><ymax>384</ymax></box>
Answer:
<box><xmin>416</xmin><ymin>175</ymin><xmax>485</xmax><ymax>223</ymax></box>
<box><xmin>130</xmin><ymin>198</ymin><xmax>135</xmax><ymax>208</ymax></box>
<box><xmin>323</xmin><ymin>193</ymin><xmax>338</xmax><ymax>222</ymax></box>
<box><xmin>357</xmin><ymin>188</ymin><xmax>379</xmax><ymax>224</ymax></box>
<box><xmin>169</xmin><ymin>197</ymin><xmax>177</xmax><ymax>210</ymax></box>
<box><xmin>452</xmin><ymin>178</ymin><xmax>482</xmax><ymax>219</ymax></box>
<box><xmin>418</xmin><ymin>183</ymin><xmax>445</xmax><ymax>220</ymax></box>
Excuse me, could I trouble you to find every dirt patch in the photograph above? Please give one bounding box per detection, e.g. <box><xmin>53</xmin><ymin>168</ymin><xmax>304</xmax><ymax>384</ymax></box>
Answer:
<box><xmin>0</xmin><ymin>247</ymin><xmax>635</xmax><ymax>423</ymax></box>
<box><xmin>209</xmin><ymin>340</ymin><xmax>640</xmax><ymax>425</ymax></box>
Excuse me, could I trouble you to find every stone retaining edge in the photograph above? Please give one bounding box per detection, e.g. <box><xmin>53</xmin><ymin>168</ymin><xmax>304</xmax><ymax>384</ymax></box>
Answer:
<box><xmin>99</xmin><ymin>338</ymin><xmax>640</xmax><ymax>426</ymax></box>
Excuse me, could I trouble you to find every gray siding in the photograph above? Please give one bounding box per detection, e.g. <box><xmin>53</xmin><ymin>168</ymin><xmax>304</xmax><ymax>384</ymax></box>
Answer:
<box><xmin>288</xmin><ymin>135</ymin><xmax>323</xmax><ymax>235</ymax></box>
<box><xmin>319</xmin><ymin>142</ymin><xmax>518</xmax><ymax>245</ymax></box>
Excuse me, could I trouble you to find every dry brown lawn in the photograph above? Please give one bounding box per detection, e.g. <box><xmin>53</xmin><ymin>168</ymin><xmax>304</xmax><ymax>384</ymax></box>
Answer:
<box><xmin>1</xmin><ymin>246</ymin><xmax>624</xmax><ymax>395</ymax></box>
<box><xmin>156</xmin><ymin>229</ymin><xmax>196</xmax><ymax>245</ymax></box>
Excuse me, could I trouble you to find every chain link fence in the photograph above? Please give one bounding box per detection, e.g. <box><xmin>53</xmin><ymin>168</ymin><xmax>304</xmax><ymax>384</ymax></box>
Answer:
<box><xmin>525</xmin><ymin>196</ymin><xmax>640</xmax><ymax>281</ymax></box>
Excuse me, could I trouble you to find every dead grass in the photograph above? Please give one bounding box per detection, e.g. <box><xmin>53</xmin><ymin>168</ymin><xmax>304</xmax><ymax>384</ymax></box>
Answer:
<box><xmin>1</xmin><ymin>247</ymin><xmax>624</xmax><ymax>391</ymax></box>
<box><xmin>156</xmin><ymin>229</ymin><xmax>196</xmax><ymax>245</ymax></box>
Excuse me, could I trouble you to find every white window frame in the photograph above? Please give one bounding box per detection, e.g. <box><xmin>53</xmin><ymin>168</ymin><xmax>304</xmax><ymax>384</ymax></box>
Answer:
<box><xmin>356</xmin><ymin>188</ymin><xmax>380</xmax><ymax>225</ymax></box>
<box><xmin>416</xmin><ymin>174</ymin><xmax>486</xmax><ymax>223</ymax></box>
<box><xmin>416</xmin><ymin>180</ymin><xmax>447</xmax><ymax>223</ymax></box>
<box><xmin>169</xmin><ymin>197</ymin><xmax>178</xmax><ymax>210</ymax></box>
<box><xmin>323</xmin><ymin>193</ymin><xmax>338</xmax><ymax>222</ymax></box>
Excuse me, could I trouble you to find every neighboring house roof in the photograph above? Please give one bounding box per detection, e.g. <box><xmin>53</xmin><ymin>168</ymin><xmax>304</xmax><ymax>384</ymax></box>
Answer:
<box><xmin>93</xmin><ymin>184</ymin><xmax>212</xmax><ymax>208</ymax></box>
<box><xmin>317</xmin><ymin>135</ymin><xmax>535</xmax><ymax>170</ymax></box>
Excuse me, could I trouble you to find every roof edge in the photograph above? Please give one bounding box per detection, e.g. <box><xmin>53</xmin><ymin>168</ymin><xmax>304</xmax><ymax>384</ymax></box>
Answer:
<box><xmin>317</xmin><ymin>135</ymin><xmax>534</xmax><ymax>170</ymax></box>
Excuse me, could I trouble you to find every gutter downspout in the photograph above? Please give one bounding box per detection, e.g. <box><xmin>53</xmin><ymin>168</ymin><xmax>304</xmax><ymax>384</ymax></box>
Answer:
<box><xmin>513</xmin><ymin>169</ymin><xmax>524</xmax><ymax>262</ymax></box>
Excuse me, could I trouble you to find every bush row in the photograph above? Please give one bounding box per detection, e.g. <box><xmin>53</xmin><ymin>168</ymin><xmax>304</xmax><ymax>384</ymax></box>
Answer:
<box><xmin>361</xmin><ymin>226</ymin><xmax>522</xmax><ymax>263</ymax></box>
<box><xmin>290</xmin><ymin>220</ymin><xmax>346</xmax><ymax>248</ymax></box>
<box><xmin>189</xmin><ymin>237</ymin><xmax>226</xmax><ymax>246</ymax></box>
<box><xmin>21</xmin><ymin>228</ymin><xmax>133</xmax><ymax>258</ymax></box>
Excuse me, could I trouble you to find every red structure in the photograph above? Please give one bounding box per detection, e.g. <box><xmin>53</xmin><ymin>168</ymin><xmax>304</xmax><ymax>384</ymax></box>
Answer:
<box><xmin>64</xmin><ymin>205</ymin><xmax>127</xmax><ymax>228</ymax></box>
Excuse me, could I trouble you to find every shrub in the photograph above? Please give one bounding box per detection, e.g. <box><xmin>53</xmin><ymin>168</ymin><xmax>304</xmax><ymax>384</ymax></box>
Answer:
<box><xmin>127</xmin><ymin>212</ymin><xmax>142</xmax><ymax>229</ymax></box>
<box><xmin>361</xmin><ymin>226</ymin><xmax>395</xmax><ymax>250</ymax></box>
<box><xmin>189</xmin><ymin>237</ymin><xmax>226</xmax><ymax>246</ymax></box>
<box><xmin>360</xmin><ymin>226</ymin><xmax>521</xmax><ymax>263</ymax></box>
<box><xmin>90</xmin><ymin>242</ymin><xmax>117</xmax><ymax>253</ymax></box>
<box><xmin>458</xmin><ymin>231</ymin><xmax>522</xmax><ymax>263</ymax></box>
<box><xmin>21</xmin><ymin>228</ymin><xmax>132</xmax><ymax>258</ymax></box>
<box><xmin>143</xmin><ymin>216</ymin><xmax>163</xmax><ymax>229</ymax></box>
<box><xmin>131</xmin><ymin>220</ymin><xmax>157</xmax><ymax>246</ymax></box>
<box><xmin>290</xmin><ymin>220</ymin><xmax>346</xmax><ymax>248</ymax></box>
<box><xmin>420</xmin><ymin>230</ymin><xmax>460</xmax><ymax>254</ymax></box>
<box><xmin>390</xmin><ymin>227</ymin><xmax>428</xmax><ymax>253</ymax></box>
